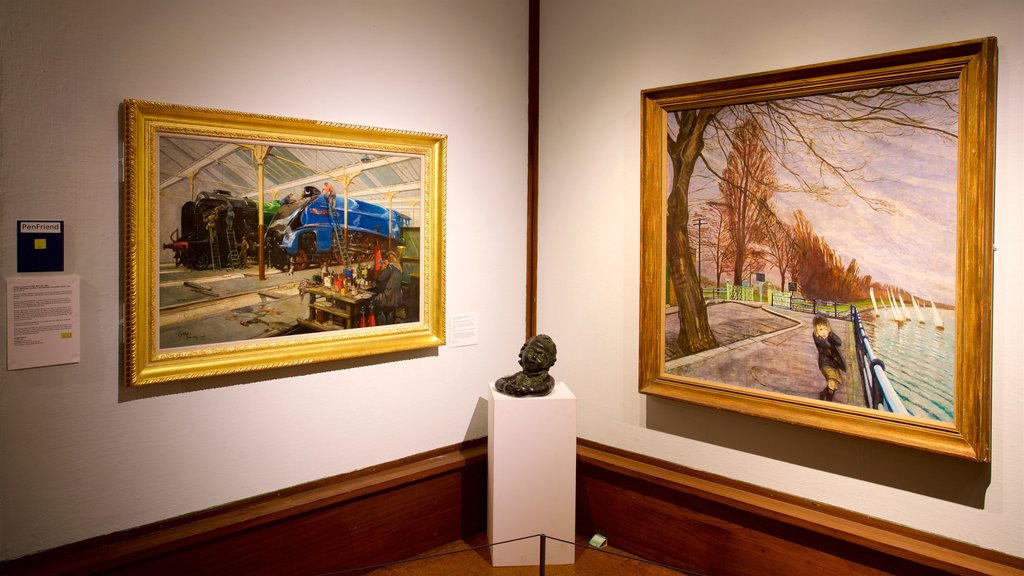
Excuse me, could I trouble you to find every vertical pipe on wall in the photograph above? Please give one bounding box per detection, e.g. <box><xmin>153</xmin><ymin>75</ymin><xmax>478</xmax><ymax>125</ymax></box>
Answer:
<box><xmin>526</xmin><ymin>0</ymin><xmax>540</xmax><ymax>338</ymax></box>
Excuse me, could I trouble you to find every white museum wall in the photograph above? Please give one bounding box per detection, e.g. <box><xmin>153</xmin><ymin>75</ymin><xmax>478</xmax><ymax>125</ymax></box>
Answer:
<box><xmin>538</xmin><ymin>0</ymin><xmax>1023</xmax><ymax>557</ymax></box>
<box><xmin>0</xmin><ymin>0</ymin><xmax>527</xmax><ymax>560</ymax></box>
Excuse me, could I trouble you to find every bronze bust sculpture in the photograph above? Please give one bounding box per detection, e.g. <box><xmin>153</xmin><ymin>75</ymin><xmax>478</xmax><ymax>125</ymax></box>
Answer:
<box><xmin>495</xmin><ymin>334</ymin><xmax>557</xmax><ymax>397</ymax></box>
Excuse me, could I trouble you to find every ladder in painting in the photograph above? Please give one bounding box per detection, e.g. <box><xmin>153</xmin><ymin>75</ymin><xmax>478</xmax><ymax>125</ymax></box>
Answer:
<box><xmin>225</xmin><ymin>224</ymin><xmax>240</xmax><ymax>268</ymax></box>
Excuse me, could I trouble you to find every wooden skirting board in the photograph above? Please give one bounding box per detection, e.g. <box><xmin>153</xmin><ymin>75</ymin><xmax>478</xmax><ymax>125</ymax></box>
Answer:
<box><xmin>576</xmin><ymin>439</ymin><xmax>1024</xmax><ymax>575</ymax></box>
<box><xmin>3</xmin><ymin>438</ymin><xmax>1022</xmax><ymax>575</ymax></box>
<box><xmin>2</xmin><ymin>441</ymin><xmax>489</xmax><ymax>575</ymax></box>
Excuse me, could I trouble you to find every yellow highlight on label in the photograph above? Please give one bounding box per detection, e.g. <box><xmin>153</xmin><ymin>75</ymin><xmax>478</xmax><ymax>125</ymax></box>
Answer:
<box><xmin>60</xmin><ymin>332</ymin><xmax>73</xmax><ymax>339</ymax></box>
<box><xmin>34</xmin><ymin>238</ymin><xmax>47</xmax><ymax>249</ymax></box>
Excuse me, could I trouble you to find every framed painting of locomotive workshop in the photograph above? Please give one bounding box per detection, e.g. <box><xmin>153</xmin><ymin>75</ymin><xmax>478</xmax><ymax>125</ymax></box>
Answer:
<box><xmin>122</xmin><ymin>100</ymin><xmax>446</xmax><ymax>386</ymax></box>
<box><xmin>638</xmin><ymin>38</ymin><xmax>996</xmax><ymax>461</ymax></box>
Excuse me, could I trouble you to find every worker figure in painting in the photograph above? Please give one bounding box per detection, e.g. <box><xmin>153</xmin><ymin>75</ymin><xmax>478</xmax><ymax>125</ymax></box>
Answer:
<box><xmin>495</xmin><ymin>334</ymin><xmax>558</xmax><ymax>397</ymax></box>
<box><xmin>812</xmin><ymin>315</ymin><xmax>846</xmax><ymax>402</ymax></box>
<box><xmin>237</xmin><ymin>233</ymin><xmax>250</xmax><ymax>268</ymax></box>
<box><xmin>323</xmin><ymin>181</ymin><xmax>336</xmax><ymax>209</ymax></box>
<box><xmin>224</xmin><ymin>202</ymin><xmax>235</xmax><ymax>235</ymax></box>
<box><xmin>204</xmin><ymin>208</ymin><xmax>219</xmax><ymax>241</ymax></box>
<box><xmin>204</xmin><ymin>207</ymin><xmax>220</xmax><ymax>267</ymax></box>
<box><xmin>372</xmin><ymin>251</ymin><xmax>403</xmax><ymax>325</ymax></box>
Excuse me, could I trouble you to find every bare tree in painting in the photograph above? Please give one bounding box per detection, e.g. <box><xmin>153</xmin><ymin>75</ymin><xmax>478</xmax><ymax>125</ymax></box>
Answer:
<box><xmin>667</xmin><ymin>109</ymin><xmax>721</xmax><ymax>355</ymax></box>
<box><xmin>692</xmin><ymin>205</ymin><xmax>733</xmax><ymax>288</ymax></box>
<box><xmin>711</xmin><ymin>119</ymin><xmax>777</xmax><ymax>287</ymax></box>
<box><xmin>666</xmin><ymin>80</ymin><xmax>958</xmax><ymax>356</ymax></box>
<box><xmin>761</xmin><ymin>213</ymin><xmax>797</xmax><ymax>290</ymax></box>
<box><xmin>791</xmin><ymin>209</ymin><xmax>874</xmax><ymax>301</ymax></box>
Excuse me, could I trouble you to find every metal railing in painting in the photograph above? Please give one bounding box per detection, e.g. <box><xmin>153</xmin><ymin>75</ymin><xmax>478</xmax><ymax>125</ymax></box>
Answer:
<box><xmin>850</xmin><ymin>306</ymin><xmax>910</xmax><ymax>415</ymax></box>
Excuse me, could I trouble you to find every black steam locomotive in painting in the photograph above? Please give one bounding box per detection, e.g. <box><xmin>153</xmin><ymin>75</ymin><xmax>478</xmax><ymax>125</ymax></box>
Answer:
<box><xmin>163</xmin><ymin>190</ymin><xmax>259</xmax><ymax>270</ymax></box>
<box><xmin>164</xmin><ymin>187</ymin><xmax>410</xmax><ymax>272</ymax></box>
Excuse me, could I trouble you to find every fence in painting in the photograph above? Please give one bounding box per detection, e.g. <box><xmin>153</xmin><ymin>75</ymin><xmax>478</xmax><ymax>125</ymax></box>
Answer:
<box><xmin>702</xmin><ymin>283</ymin><xmax>755</xmax><ymax>302</ymax></box>
<box><xmin>850</xmin><ymin>307</ymin><xmax>910</xmax><ymax>415</ymax></box>
<box><xmin>700</xmin><ymin>287</ymin><xmax>857</xmax><ymax>319</ymax></box>
<box><xmin>768</xmin><ymin>291</ymin><xmax>855</xmax><ymax>320</ymax></box>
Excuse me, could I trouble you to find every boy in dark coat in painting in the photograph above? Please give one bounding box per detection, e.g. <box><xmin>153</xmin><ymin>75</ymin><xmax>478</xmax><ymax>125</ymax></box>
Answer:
<box><xmin>812</xmin><ymin>314</ymin><xmax>846</xmax><ymax>402</ymax></box>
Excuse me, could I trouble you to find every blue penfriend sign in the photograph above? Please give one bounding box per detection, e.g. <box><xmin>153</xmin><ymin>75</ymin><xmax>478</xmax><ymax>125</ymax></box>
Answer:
<box><xmin>17</xmin><ymin>220</ymin><xmax>64</xmax><ymax>273</ymax></box>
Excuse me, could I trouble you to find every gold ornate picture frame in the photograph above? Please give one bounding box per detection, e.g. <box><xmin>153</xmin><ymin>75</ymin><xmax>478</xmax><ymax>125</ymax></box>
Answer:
<box><xmin>639</xmin><ymin>39</ymin><xmax>995</xmax><ymax>460</ymax></box>
<box><xmin>122</xmin><ymin>100</ymin><xmax>446</xmax><ymax>386</ymax></box>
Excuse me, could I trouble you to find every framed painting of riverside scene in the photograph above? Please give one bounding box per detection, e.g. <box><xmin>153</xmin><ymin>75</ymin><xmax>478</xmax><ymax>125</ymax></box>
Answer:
<box><xmin>122</xmin><ymin>100</ymin><xmax>446</xmax><ymax>386</ymax></box>
<box><xmin>639</xmin><ymin>39</ymin><xmax>996</xmax><ymax>461</ymax></box>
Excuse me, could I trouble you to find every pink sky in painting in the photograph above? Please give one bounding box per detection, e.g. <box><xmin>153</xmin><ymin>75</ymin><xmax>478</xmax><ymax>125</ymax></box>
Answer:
<box><xmin>678</xmin><ymin>79</ymin><xmax>959</xmax><ymax>305</ymax></box>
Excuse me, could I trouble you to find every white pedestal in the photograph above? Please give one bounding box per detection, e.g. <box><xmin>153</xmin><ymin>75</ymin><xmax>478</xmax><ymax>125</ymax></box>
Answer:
<box><xmin>488</xmin><ymin>381</ymin><xmax>576</xmax><ymax>566</ymax></box>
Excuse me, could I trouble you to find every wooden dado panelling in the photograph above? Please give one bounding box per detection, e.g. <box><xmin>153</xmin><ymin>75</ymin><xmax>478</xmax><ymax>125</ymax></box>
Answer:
<box><xmin>2</xmin><ymin>441</ymin><xmax>488</xmax><ymax>576</ymax></box>
<box><xmin>577</xmin><ymin>440</ymin><xmax>1024</xmax><ymax>576</ymax></box>
<box><xmin>5</xmin><ymin>439</ymin><xmax>1023</xmax><ymax>575</ymax></box>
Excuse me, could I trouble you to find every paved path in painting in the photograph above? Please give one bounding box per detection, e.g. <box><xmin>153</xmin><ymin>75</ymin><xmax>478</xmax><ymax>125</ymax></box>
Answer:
<box><xmin>665</xmin><ymin>301</ymin><xmax>864</xmax><ymax>406</ymax></box>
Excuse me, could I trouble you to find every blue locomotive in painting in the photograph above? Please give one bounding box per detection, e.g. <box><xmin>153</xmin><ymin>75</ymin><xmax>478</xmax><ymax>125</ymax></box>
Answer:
<box><xmin>265</xmin><ymin>185</ymin><xmax>411</xmax><ymax>271</ymax></box>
